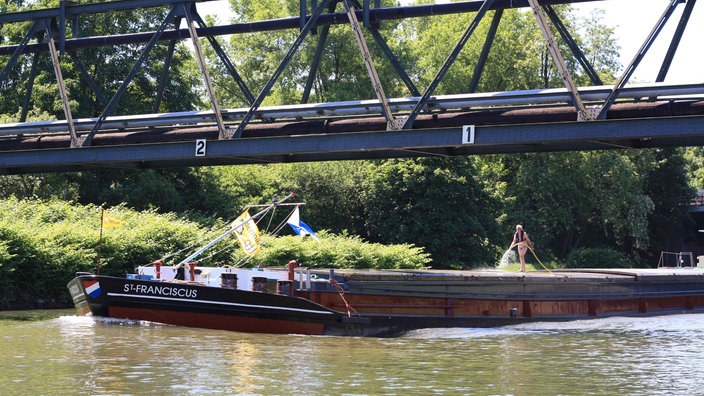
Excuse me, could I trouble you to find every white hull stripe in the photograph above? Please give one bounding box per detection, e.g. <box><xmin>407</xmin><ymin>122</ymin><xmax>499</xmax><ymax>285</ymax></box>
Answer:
<box><xmin>107</xmin><ymin>293</ymin><xmax>335</xmax><ymax>316</ymax></box>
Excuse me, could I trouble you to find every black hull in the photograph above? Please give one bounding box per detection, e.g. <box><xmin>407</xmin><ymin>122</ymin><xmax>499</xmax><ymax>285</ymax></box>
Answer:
<box><xmin>68</xmin><ymin>275</ymin><xmax>366</xmax><ymax>336</ymax></box>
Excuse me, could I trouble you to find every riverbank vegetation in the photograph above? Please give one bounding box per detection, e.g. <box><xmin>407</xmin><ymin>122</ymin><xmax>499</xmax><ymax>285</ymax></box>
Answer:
<box><xmin>0</xmin><ymin>2</ymin><xmax>700</xmax><ymax>308</ymax></box>
<box><xmin>0</xmin><ymin>198</ymin><xmax>429</xmax><ymax>309</ymax></box>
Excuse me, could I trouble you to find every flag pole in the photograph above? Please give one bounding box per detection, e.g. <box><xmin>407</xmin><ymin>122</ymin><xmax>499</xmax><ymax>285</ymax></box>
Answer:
<box><xmin>97</xmin><ymin>208</ymin><xmax>104</xmax><ymax>275</ymax></box>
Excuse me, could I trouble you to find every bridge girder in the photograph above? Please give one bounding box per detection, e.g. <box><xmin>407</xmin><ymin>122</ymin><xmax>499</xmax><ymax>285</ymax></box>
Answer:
<box><xmin>1</xmin><ymin>114</ymin><xmax>702</xmax><ymax>175</ymax></box>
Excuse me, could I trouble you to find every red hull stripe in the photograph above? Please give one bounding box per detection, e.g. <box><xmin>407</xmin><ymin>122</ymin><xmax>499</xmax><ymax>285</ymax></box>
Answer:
<box><xmin>108</xmin><ymin>307</ymin><xmax>326</xmax><ymax>335</ymax></box>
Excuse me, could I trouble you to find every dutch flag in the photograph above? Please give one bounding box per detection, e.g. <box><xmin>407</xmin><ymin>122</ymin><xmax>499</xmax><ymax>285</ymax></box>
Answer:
<box><xmin>84</xmin><ymin>280</ymin><xmax>102</xmax><ymax>298</ymax></box>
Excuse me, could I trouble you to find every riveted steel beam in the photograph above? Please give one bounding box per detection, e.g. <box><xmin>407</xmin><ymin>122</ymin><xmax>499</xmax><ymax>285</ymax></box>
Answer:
<box><xmin>189</xmin><ymin>11</ymin><xmax>255</xmax><ymax>105</ymax></box>
<box><xmin>0</xmin><ymin>1</ymin><xmax>604</xmax><ymax>57</ymax></box>
<box><xmin>342</xmin><ymin>0</ymin><xmax>399</xmax><ymax>130</ymax></box>
<box><xmin>0</xmin><ymin>0</ymin><xmax>222</xmax><ymax>24</ymax></box>
<box><xmin>230</xmin><ymin>0</ymin><xmax>332</xmax><ymax>139</ymax></box>
<box><xmin>1</xmin><ymin>115</ymin><xmax>702</xmax><ymax>175</ymax></box>
<box><xmin>80</xmin><ymin>5</ymin><xmax>180</xmax><ymax>147</ymax></box>
<box><xmin>302</xmin><ymin>0</ymin><xmax>339</xmax><ymax>104</ymax></box>
<box><xmin>182</xmin><ymin>3</ymin><xmax>227</xmax><ymax>139</ymax></box>
<box><xmin>656</xmin><ymin>0</ymin><xmax>697</xmax><ymax>83</ymax></box>
<box><xmin>543</xmin><ymin>4</ymin><xmax>602</xmax><ymax>86</ymax></box>
<box><xmin>468</xmin><ymin>8</ymin><xmax>503</xmax><ymax>93</ymax></box>
<box><xmin>43</xmin><ymin>19</ymin><xmax>80</xmax><ymax>147</ymax></box>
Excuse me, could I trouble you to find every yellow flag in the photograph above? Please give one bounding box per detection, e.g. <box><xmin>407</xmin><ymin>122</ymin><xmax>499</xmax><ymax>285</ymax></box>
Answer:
<box><xmin>102</xmin><ymin>210</ymin><xmax>124</xmax><ymax>228</ymax></box>
<box><xmin>232</xmin><ymin>211</ymin><xmax>260</xmax><ymax>256</ymax></box>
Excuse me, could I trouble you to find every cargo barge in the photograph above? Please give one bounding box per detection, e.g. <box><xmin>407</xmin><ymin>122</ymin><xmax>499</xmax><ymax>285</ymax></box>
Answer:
<box><xmin>67</xmin><ymin>265</ymin><xmax>704</xmax><ymax>337</ymax></box>
<box><xmin>66</xmin><ymin>194</ymin><xmax>704</xmax><ymax>336</ymax></box>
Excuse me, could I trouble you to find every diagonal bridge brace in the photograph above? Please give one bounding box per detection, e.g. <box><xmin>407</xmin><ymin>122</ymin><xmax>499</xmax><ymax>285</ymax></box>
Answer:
<box><xmin>80</xmin><ymin>2</ymin><xmax>235</xmax><ymax>146</ymax></box>
<box><xmin>78</xmin><ymin>5</ymin><xmax>180</xmax><ymax>147</ymax></box>
<box><xmin>0</xmin><ymin>19</ymin><xmax>81</xmax><ymax>146</ymax></box>
<box><xmin>182</xmin><ymin>3</ymin><xmax>228</xmax><ymax>139</ymax></box>
<box><xmin>597</xmin><ymin>0</ymin><xmax>691</xmax><ymax>119</ymax></box>
<box><xmin>402</xmin><ymin>0</ymin><xmax>497</xmax><ymax>130</ymax></box>
<box><xmin>231</xmin><ymin>0</ymin><xmax>408</xmax><ymax>138</ymax></box>
<box><xmin>229</xmin><ymin>0</ymin><xmax>333</xmax><ymax>139</ymax></box>
<box><xmin>301</xmin><ymin>0</ymin><xmax>420</xmax><ymax>104</ymax></box>
<box><xmin>341</xmin><ymin>0</ymin><xmax>402</xmax><ymax>130</ymax></box>
<box><xmin>527</xmin><ymin>0</ymin><xmax>593</xmax><ymax>121</ymax></box>
<box><xmin>44</xmin><ymin>19</ymin><xmax>80</xmax><ymax>147</ymax></box>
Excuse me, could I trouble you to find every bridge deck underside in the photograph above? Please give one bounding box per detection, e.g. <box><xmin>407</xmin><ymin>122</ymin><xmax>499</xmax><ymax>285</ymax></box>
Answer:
<box><xmin>1</xmin><ymin>111</ymin><xmax>702</xmax><ymax>175</ymax></box>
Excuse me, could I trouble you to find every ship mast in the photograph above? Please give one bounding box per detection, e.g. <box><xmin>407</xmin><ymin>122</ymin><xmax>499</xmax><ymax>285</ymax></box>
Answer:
<box><xmin>175</xmin><ymin>192</ymin><xmax>295</xmax><ymax>267</ymax></box>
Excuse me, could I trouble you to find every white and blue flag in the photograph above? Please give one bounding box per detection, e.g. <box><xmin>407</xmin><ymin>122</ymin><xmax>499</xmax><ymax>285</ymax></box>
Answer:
<box><xmin>286</xmin><ymin>207</ymin><xmax>319</xmax><ymax>241</ymax></box>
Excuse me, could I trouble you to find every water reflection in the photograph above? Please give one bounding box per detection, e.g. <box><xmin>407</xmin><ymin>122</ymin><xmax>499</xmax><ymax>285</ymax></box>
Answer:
<box><xmin>1</xmin><ymin>312</ymin><xmax>703</xmax><ymax>395</ymax></box>
<box><xmin>228</xmin><ymin>341</ymin><xmax>260</xmax><ymax>394</ymax></box>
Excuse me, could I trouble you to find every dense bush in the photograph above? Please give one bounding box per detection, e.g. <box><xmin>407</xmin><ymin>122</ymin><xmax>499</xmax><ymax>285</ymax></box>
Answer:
<box><xmin>0</xmin><ymin>198</ymin><xmax>209</xmax><ymax>308</ymax></box>
<box><xmin>252</xmin><ymin>232</ymin><xmax>430</xmax><ymax>270</ymax></box>
<box><xmin>565</xmin><ymin>247</ymin><xmax>631</xmax><ymax>269</ymax></box>
<box><xmin>0</xmin><ymin>198</ymin><xmax>430</xmax><ymax>309</ymax></box>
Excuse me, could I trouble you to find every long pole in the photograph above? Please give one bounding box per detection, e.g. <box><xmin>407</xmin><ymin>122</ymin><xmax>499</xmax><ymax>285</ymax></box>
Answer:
<box><xmin>97</xmin><ymin>208</ymin><xmax>104</xmax><ymax>274</ymax></box>
<box><xmin>175</xmin><ymin>192</ymin><xmax>295</xmax><ymax>267</ymax></box>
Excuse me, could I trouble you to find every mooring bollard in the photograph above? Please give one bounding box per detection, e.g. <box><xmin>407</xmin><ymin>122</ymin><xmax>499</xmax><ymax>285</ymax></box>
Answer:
<box><xmin>277</xmin><ymin>280</ymin><xmax>293</xmax><ymax>296</ymax></box>
<box><xmin>252</xmin><ymin>276</ymin><xmax>268</xmax><ymax>292</ymax></box>
<box><xmin>221</xmin><ymin>272</ymin><xmax>238</xmax><ymax>289</ymax></box>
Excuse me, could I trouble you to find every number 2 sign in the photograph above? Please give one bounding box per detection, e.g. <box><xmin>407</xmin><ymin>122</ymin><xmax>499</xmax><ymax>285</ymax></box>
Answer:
<box><xmin>195</xmin><ymin>139</ymin><xmax>206</xmax><ymax>157</ymax></box>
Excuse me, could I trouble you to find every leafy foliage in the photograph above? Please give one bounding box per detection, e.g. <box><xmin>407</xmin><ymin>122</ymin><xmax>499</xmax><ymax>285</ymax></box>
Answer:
<box><xmin>0</xmin><ymin>197</ymin><xmax>429</xmax><ymax>308</ymax></box>
<box><xmin>643</xmin><ymin>148</ymin><xmax>696</xmax><ymax>254</ymax></box>
<box><xmin>361</xmin><ymin>157</ymin><xmax>500</xmax><ymax>268</ymax></box>
<box><xmin>499</xmin><ymin>151</ymin><xmax>661</xmax><ymax>263</ymax></box>
<box><xmin>565</xmin><ymin>247</ymin><xmax>631</xmax><ymax>269</ymax></box>
<box><xmin>251</xmin><ymin>231</ymin><xmax>429</xmax><ymax>270</ymax></box>
<box><xmin>0</xmin><ymin>198</ymin><xmax>207</xmax><ymax>308</ymax></box>
<box><xmin>0</xmin><ymin>0</ymin><xmax>203</xmax><ymax>122</ymax></box>
<box><xmin>272</xmin><ymin>162</ymin><xmax>370</xmax><ymax>235</ymax></box>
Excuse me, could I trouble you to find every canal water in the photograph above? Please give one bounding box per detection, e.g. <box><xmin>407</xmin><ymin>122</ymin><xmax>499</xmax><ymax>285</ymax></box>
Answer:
<box><xmin>1</xmin><ymin>310</ymin><xmax>702</xmax><ymax>395</ymax></box>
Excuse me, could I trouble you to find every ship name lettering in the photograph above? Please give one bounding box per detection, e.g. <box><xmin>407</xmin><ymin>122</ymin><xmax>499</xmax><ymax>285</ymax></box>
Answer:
<box><xmin>123</xmin><ymin>283</ymin><xmax>198</xmax><ymax>298</ymax></box>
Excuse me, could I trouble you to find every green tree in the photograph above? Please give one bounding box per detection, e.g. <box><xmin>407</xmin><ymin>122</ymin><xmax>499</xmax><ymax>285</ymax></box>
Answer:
<box><xmin>400</xmin><ymin>4</ymin><xmax>619</xmax><ymax>93</ymax></box>
<box><xmin>361</xmin><ymin>157</ymin><xmax>500</xmax><ymax>268</ymax></box>
<box><xmin>0</xmin><ymin>197</ymin><xmax>432</xmax><ymax>308</ymax></box>
<box><xmin>217</xmin><ymin>0</ymin><xmax>406</xmax><ymax>107</ymax></box>
<box><xmin>641</xmin><ymin>148</ymin><xmax>696</xmax><ymax>262</ymax></box>
<box><xmin>273</xmin><ymin>161</ymin><xmax>369</xmax><ymax>235</ymax></box>
<box><xmin>684</xmin><ymin>147</ymin><xmax>704</xmax><ymax>189</ymax></box>
<box><xmin>577</xmin><ymin>8</ymin><xmax>621</xmax><ymax>84</ymax></box>
<box><xmin>502</xmin><ymin>151</ymin><xmax>657</xmax><ymax>262</ymax></box>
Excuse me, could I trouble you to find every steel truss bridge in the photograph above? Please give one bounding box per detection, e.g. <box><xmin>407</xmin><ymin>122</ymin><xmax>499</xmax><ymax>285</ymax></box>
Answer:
<box><xmin>0</xmin><ymin>0</ymin><xmax>702</xmax><ymax>174</ymax></box>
